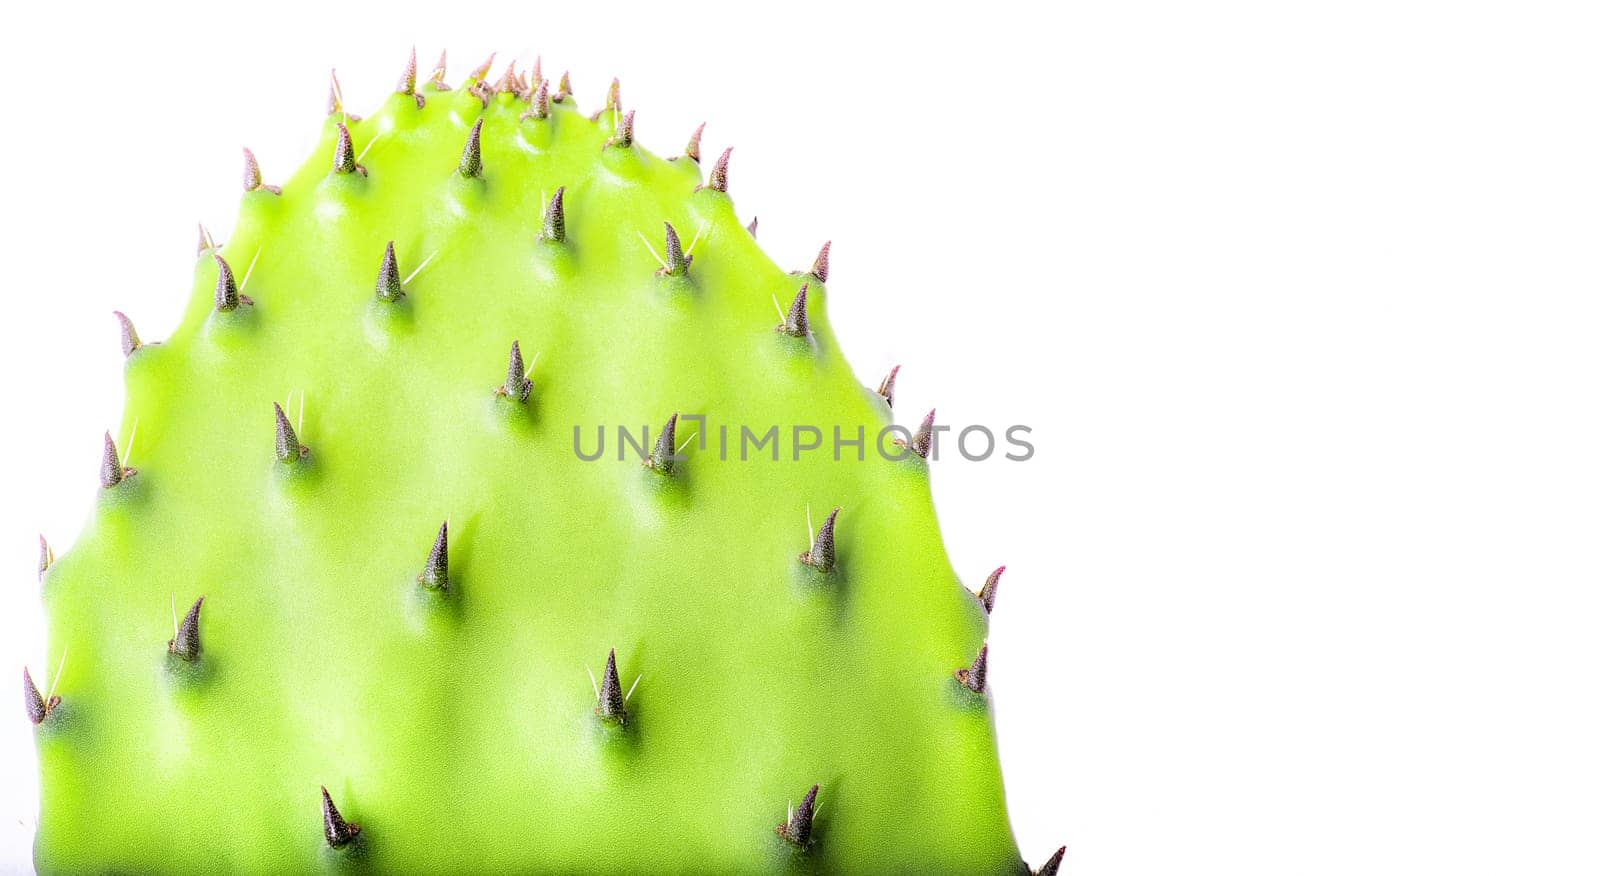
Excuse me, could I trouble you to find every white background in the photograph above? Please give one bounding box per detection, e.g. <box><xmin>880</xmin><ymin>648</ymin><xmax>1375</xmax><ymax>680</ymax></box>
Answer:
<box><xmin>2</xmin><ymin>2</ymin><xmax>1597</xmax><ymax>873</ymax></box>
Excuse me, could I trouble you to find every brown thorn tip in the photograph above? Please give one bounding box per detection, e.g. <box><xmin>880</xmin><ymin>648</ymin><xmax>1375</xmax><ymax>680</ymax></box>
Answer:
<box><xmin>800</xmin><ymin>507</ymin><xmax>839</xmax><ymax>573</ymax></box>
<box><xmin>877</xmin><ymin>365</ymin><xmax>900</xmax><ymax>407</ymax></box>
<box><xmin>909</xmin><ymin>408</ymin><xmax>937</xmax><ymax>459</ymax></box>
<box><xmin>375</xmin><ymin>241</ymin><xmax>404</xmax><ymax>302</ymax></box>
<box><xmin>333</xmin><ymin>123</ymin><xmax>358</xmax><ymax>175</ymax></box>
<box><xmin>274</xmin><ymin>402</ymin><xmax>307</xmax><ymax>462</ymax></box>
<box><xmin>493</xmin><ymin>61</ymin><xmax>518</xmax><ymax>95</ymax></box>
<box><xmin>702</xmin><ymin>147</ymin><xmax>732</xmax><ymax>193</ymax></box>
<box><xmin>648</xmin><ymin>413</ymin><xmax>680</xmax><ymax>474</ymax></box>
<box><xmin>978</xmin><ymin>566</ymin><xmax>1004</xmax><ymax>613</ymax></box>
<box><xmin>597</xmin><ymin>648</ymin><xmax>626</xmax><ymax>724</ymax></box>
<box><xmin>242</xmin><ymin>148</ymin><xmax>263</xmax><ymax>192</ymax></box>
<box><xmin>213</xmin><ymin>253</ymin><xmax>241</xmax><ymax>312</ymax></box>
<box><xmin>168</xmin><ymin>596</ymin><xmax>204</xmax><ymax>661</ymax></box>
<box><xmin>321</xmin><ymin>787</ymin><xmax>360</xmax><ymax>847</ymax></box>
<box><xmin>38</xmin><ymin>535</ymin><xmax>52</xmax><ymax>582</ymax></box>
<box><xmin>469</xmin><ymin>52</ymin><xmax>496</xmax><ymax>82</ymax></box>
<box><xmin>397</xmin><ymin>46</ymin><xmax>417</xmax><ymax>95</ymax></box>
<box><xmin>326</xmin><ymin>69</ymin><xmax>341</xmax><ymax>116</ymax></box>
<box><xmin>23</xmin><ymin>668</ymin><xmax>43</xmax><ymax>723</ymax></box>
<box><xmin>608</xmin><ymin>110</ymin><xmax>635</xmax><ymax>148</ymax></box>
<box><xmin>658</xmin><ymin>222</ymin><xmax>689</xmax><ymax>277</ymax></box>
<box><xmin>459</xmin><ymin>119</ymin><xmax>484</xmax><ymax>177</ymax></box>
<box><xmin>1035</xmin><ymin>846</ymin><xmax>1067</xmax><ymax>876</ymax></box>
<box><xmin>430</xmin><ymin>50</ymin><xmax>449</xmax><ymax>87</ymax></box>
<box><xmin>324</xmin><ymin>69</ymin><xmax>363</xmax><ymax>120</ymax></box>
<box><xmin>779</xmin><ymin>284</ymin><xmax>811</xmax><ymax>339</ymax></box>
<box><xmin>777</xmin><ymin>784</ymin><xmax>819</xmax><ymax>847</ymax></box>
<box><xmin>810</xmin><ymin>241</ymin><xmax>831</xmax><ymax>283</ymax></box>
<box><xmin>956</xmin><ymin>643</ymin><xmax>989</xmax><ymax>693</ymax></box>
<box><xmin>500</xmin><ymin>340</ymin><xmax>532</xmax><ymax>402</ymax></box>
<box><xmin>420</xmin><ymin>522</ymin><xmax>448</xmax><ymax>590</ymax></box>
<box><xmin>541</xmin><ymin>187</ymin><xmax>566</xmax><ymax>243</ymax></box>
<box><xmin>100</xmin><ymin>431</ymin><xmax>129</xmax><ymax>488</ymax></box>
<box><xmin>684</xmin><ymin>122</ymin><xmax>705</xmax><ymax>162</ymax></box>
<box><xmin>115</xmin><ymin>311</ymin><xmax>142</xmax><ymax>357</ymax></box>
<box><xmin>555</xmin><ymin>71</ymin><xmax>573</xmax><ymax>101</ymax></box>
<box><xmin>747</xmin><ymin>216</ymin><xmax>758</xmax><ymax>237</ymax></box>
<box><xmin>525</xmin><ymin>79</ymin><xmax>550</xmax><ymax>119</ymax></box>
<box><xmin>24</xmin><ymin>668</ymin><xmax>56</xmax><ymax>725</ymax></box>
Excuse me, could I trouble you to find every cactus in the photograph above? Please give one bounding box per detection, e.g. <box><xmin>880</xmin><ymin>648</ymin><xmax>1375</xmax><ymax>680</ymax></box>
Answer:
<box><xmin>27</xmin><ymin>52</ymin><xmax>1060</xmax><ymax>873</ymax></box>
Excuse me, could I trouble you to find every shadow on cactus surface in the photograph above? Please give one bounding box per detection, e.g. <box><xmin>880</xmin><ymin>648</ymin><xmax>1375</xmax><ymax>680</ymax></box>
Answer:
<box><xmin>26</xmin><ymin>49</ymin><xmax>1065</xmax><ymax>874</ymax></box>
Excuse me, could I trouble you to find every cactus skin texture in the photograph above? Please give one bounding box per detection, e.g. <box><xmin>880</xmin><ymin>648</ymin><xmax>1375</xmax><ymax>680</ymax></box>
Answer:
<box><xmin>31</xmin><ymin>55</ymin><xmax>1046</xmax><ymax>874</ymax></box>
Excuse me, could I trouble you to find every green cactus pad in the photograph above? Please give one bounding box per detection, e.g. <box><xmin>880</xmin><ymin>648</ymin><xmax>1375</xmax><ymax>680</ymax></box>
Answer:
<box><xmin>31</xmin><ymin>57</ymin><xmax>1034</xmax><ymax>874</ymax></box>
